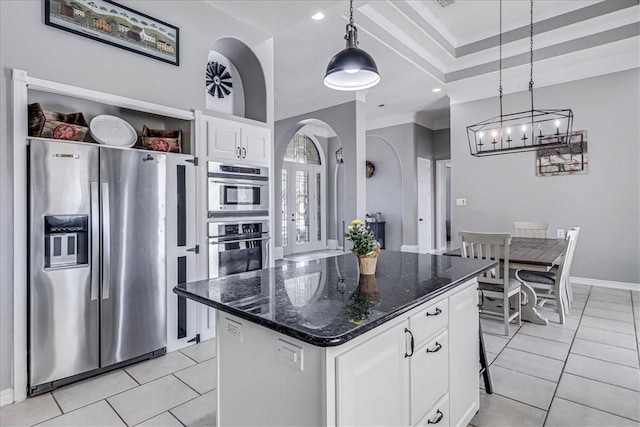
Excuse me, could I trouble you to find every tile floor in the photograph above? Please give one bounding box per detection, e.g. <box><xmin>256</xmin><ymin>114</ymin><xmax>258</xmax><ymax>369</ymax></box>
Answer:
<box><xmin>471</xmin><ymin>284</ymin><xmax>640</xmax><ymax>427</ymax></box>
<box><xmin>1</xmin><ymin>284</ymin><xmax>638</xmax><ymax>427</ymax></box>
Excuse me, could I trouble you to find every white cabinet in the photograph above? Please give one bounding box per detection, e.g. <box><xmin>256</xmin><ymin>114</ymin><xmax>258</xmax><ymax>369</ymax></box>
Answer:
<box><xmin>334</xmin><ymin>280</ymin><xmax>478</xmax><ymax>427</ymax></box>
<box><xmin>204</xmin><ymin>115</ymin><xmax>270</xmax><ymax>165</ymax></box>
<box><xmin>449</xmin><ymin>284</ymin><xmax>480</xmax><ymax>427</ymax></box>
<box><xmin>166</xmin><ymin>154</ymin><xmax>199</xmax><ymax>351</ymax></box>
<box><xmin>336</xmin><ymin>322</ymin><xmax>409</xmax><ymax>427</ymax></box>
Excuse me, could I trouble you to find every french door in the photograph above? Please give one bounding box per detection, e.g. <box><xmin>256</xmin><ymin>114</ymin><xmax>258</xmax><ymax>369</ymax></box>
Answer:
<box><xmin>282</xmin><ymin>163</ymin><xmax>326</xmax><ymax>255</ymax></box>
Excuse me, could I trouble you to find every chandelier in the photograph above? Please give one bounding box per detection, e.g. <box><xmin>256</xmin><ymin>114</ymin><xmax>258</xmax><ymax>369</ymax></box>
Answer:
<box><xmin>466</xmin><ymin>0</ymin><xmax>573</xmax><ymax>157</ymax></box>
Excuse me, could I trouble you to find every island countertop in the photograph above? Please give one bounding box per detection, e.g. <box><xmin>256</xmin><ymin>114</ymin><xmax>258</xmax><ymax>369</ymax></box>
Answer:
<box><xmin>174</xmin><ymin>251</ymin><xmax>495</xmax><ymax>347</ymax></box>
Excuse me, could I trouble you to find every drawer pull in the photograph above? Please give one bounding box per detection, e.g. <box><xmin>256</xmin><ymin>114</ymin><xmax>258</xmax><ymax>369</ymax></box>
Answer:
<box><xmin>426</xmin><ymin>308</ymin><xmax>442</xmax><ymax>317</ymax></box>
<box><xmin>404</xmin><ymin>328</ymin><xmax>414</xmax><ymax>358</ymax></box>
<box><xmin>426</xmin><ymin>342</ymin><xmax>442</xmax><ymax>353</ymax></box>
<box><xmin>427</xmin><ymin>410</ymin><xmax>444</xmax><ymax>424</ymax></box>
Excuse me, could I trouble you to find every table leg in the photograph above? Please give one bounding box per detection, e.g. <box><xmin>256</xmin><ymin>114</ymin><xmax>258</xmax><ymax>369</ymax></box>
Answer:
<box><xmin>519</xmin><ymin>282</ymin><xmax>549</xmax><ymax>325</ymax></box>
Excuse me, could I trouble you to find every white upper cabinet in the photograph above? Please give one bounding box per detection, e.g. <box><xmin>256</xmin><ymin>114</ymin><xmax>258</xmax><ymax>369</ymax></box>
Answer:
<box><xmin>203</xmin><ymin>115</ymin><xmax>270</xmax><ymax>165</ymax></box>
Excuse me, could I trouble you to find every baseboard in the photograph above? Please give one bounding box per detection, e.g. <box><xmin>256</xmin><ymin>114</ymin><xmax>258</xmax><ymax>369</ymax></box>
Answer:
<box><xmin>274</xmin><ymin>246</ymin><xmax>284</xmax><ymax>261</ymax></box>
<box><xmin>571</xmin><ymin>277</ymin><xmax>639</xmax><ymax>291</ymax></box>
<box><xmin>1</xmin><ymin>388</ymin><xmax>13</xmax><ymax>407</ymax></box>
<box><xmin>401</xmin><ymin>245</ymin><xmax>419</xmax><ymax>253</ymax></box>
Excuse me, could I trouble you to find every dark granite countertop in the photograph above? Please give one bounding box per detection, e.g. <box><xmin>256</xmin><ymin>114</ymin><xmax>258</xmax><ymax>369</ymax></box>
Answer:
<box><xmin>174</xmin><ymin>251</ymin><xmax>495</xmax><ymax>347</ymax></box>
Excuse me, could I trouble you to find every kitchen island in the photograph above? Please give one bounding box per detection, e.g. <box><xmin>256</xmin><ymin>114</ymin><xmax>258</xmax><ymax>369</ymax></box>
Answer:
<box><xmin>175</xmin><ymin>251</ymin><xmax>494</xmax><ymax>427</ymax></box>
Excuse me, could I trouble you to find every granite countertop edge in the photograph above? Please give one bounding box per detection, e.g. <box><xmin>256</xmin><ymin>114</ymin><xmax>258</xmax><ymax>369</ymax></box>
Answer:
<box><xmin>173</xmin><ymin>259</ymin><xmax>496</xmax><ymax>348</ymax></box>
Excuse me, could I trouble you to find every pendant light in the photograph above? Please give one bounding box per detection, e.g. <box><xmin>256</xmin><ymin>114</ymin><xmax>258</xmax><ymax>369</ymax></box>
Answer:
<box><xmin>466</xmin><ymin>0</ymin><xmax>573</xmax><ymax>156</ymax></box>
<box><xmin>324</xmin><ymin>0</ymin><xmax>380</xmax><ymax>91</ymax></box>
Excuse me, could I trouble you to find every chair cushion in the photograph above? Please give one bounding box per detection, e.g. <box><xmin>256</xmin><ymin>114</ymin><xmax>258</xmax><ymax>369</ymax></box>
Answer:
<box><xmin>517</xmin><ymin>269</ymin><xmax>555</xmax><ymax>285</ymax></box>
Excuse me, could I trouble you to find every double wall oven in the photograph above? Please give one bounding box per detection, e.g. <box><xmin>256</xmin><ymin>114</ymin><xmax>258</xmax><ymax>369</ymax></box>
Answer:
<box><xmin>207</xmin><ymin>162</ymin><xmax>270</xmax><ymax>281</ymax></box>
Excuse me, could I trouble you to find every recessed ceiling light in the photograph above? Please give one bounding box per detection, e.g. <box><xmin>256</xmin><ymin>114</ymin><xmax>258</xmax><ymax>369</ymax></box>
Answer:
<box><xmin>311</xmin><ymin>12</ymin><xmax>325</xmax><ymax>20</ymax></box>
<box><xmin>432</xmin><ymin>88</ymin><xmax>442</xmax><ymax>93</ymax></box>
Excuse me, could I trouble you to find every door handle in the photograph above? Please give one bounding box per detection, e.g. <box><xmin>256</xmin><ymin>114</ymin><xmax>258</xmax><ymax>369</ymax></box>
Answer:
<box><xmin>90</xmin><ymin>182</ymin><xmax>99</xmax><ymax>301</ymax></box>
<box><xmin>101</xmin><ymin>182</ymin><xmax>110</xmax><ymax>300</ymax></box>
<box><xmin>235</xmin><ymin>146</ymin><xmax>241</xmax><ymax>158</ymax></box>
<box><xmin>426</xmin><ymin>307</ymin><xmax>442</xmax><ymax>317</ymax></box>
<box><xmin>242</xmin><ymin>147</ymin><xmax>247</xmax><ymax>159</ymax></box>
<box><xmin>404</xmin><ymin>328</ymin><xmax>414</xmax><ymax>358</ymax></box>
<box><xmin>419</xmin><ymin>218</ymin><xmax>424</xmax><ymax>221</ymax></box>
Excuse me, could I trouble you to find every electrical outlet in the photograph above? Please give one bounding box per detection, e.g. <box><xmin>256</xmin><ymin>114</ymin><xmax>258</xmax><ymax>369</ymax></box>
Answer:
<box><xmin>456</xmin><ymin>198</ymin><xmax>467</xmax><ymax>206</ymax></box>
<box><xmin>557</xmin><ymin>229</ymin><xmax>565</xmax><ymax>239</ymax></box>
<box><xmin>225</xmin><ymin>318</ymin><xmax>243</xmax><ymax>342</ymax></box>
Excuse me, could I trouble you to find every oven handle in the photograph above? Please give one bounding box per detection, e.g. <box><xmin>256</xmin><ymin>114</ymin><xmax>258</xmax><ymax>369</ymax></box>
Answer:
<box><xmin>209</xmin><ymin>236</ymin><xmax>271</xmax><ymax>245</ymax></box>
<box><xmin>209</xmin><ymin>178</ymin><xmax>269</xmax><ymax>187</ymax></box>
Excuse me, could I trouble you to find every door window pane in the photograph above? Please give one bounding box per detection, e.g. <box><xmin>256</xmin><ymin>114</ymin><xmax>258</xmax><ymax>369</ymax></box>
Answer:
<box><xmin>282</xmin><ymin>169</ymin><xmax>288</xmax><ymax>247</ymax></box>
<box><xmin>284</xmin><ymin>134</ymin><xmax>321</xmax><ymax>165</ymax></box>
<box><xmin>296</xmin><ymin>170</ymin><xmax>310</xmax><ymax>243</ymax></box>
<box><xmin>316</xmin><ymin>172</ymin><xmax>321</xmax><ymax>241</ymax></box>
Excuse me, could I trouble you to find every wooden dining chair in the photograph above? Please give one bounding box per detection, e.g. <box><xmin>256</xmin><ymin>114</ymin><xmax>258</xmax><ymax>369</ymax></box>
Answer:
<box><xmin>459</xmin><ymin>231</ymin><xmax>522</xmax><ymax>336</ymax></box>
<box><xmin>515</xmin><ymin>229</ymin><xmax>579</xmax><ymax>324</ymax></box>
<box><xmin>513</xmin><ymin>221</ymin><xmax>550</xmax><ymax>238</ymax></box>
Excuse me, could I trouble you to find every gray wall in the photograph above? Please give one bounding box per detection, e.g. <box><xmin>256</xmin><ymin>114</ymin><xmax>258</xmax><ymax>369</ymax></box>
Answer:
<box><xmin>433</xmin><ymin>129</ymin><xmax>451</xmax><ymax>160</ymax></box>
<box><xmin>274</xmin><ymin>101</ymin><xmax>364</xmax><ymax>249</ymax></box>
<box><xmin>365</xmin><ymin>137</ymin><xmax>403</xmax><ymax>250</ymax></box>
<box><xmin>450</xmin><ymin>68</ymin><xmax>640</xmax><ymax>283</ymax></box>
<box><xmin>0</xmin><ymin>0</ymin><xmax>272</xmax><ymax>393</ymax></box>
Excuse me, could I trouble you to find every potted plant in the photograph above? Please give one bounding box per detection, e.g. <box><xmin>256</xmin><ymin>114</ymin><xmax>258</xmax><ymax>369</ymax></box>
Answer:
<box><xmin>344</xmin><ymin>219</ymin><xmax>380</xmax><ymax>275</ymax></box>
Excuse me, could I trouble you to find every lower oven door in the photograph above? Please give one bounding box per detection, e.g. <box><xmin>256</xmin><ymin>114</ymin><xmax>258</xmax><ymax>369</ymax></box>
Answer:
<box><xmin>209</xmin><ymin>234</ymin><xmax>270</xmax><ymax>278</ymax></box>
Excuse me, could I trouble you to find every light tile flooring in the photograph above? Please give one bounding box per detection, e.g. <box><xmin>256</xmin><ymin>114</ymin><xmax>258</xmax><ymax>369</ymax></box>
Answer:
<box><xmin>0</xmin><ymin>340</ymin><xmax>218</xmax><ymax>427</ymax></box>
<box><xmin>471</xmin><ymin>284</ymin><xmax>640</xmax><ymax>427</ymax></box>
<box><xmin>2</xmin><ymin>284</ymin><xmax>638</xmax><ymax>426</ymax></box>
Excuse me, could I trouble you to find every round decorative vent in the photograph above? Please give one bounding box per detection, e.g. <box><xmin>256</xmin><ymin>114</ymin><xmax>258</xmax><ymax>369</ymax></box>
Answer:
<box><xmin>206</xmin><ymin>61</ymin><xmax>233</xmax><ymax>99</ymax></box>
<box><xmin>366</xmin><ymin>160</ymin><xmax>375</xmax><ymax>178</ymax></box>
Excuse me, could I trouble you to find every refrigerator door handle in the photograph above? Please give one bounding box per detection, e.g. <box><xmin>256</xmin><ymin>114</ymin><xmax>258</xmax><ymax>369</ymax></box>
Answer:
<box><xmin>90</xmin><ymin>182</ymin><xmax>99</xmax><ymax>301</ymax></box>
<box><xmin>101</xmin><ymin>182</ymin><xmax>111</xmax><ymax>300</ymax></box>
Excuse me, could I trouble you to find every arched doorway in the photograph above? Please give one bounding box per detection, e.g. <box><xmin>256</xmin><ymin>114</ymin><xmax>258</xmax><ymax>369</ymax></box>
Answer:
<box><xmin>282</xmin><ymin>133</ymin><xmax>326</xmax><ymax>255</ymax></box>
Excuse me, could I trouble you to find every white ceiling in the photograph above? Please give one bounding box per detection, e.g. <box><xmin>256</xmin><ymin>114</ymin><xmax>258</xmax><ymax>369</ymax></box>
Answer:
<box><xmin>205</xmin><ymin>0</ymin><xmax>640</xmax><ymax>130</ymax></box>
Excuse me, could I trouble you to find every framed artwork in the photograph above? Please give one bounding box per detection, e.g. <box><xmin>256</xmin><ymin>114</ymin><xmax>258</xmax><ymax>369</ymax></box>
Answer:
<box><xmin>44</xmin><ymin>0</ymin><xmax>179</xmax><ymax>66</ymax></box>
<box><xmin>536</xmin><ymin>131</ymin><xmax>588</xmax><ymax>176</ymax></box>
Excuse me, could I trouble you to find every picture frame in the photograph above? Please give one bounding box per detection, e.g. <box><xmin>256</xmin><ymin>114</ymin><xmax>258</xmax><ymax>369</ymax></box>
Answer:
<box><xmin>44</xmin><ymin>0</ymin><xmax>179</xmax><ymax>66</ymax></box>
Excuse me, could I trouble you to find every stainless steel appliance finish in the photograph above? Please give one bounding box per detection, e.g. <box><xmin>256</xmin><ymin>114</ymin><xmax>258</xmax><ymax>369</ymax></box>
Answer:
<box><xmin>208</xmin><ymin>162</ymin><xmax>269</xmax><ymax>216</ymax></box>
<box><xmin>208</xmin><ymin>220</ymin><xmax>270</xmax><ymax>279</ymax></box>
<box><xmin>29</xmin><ymin>139</ymin><xmax>167</xmax><ymax>393</ymax></box>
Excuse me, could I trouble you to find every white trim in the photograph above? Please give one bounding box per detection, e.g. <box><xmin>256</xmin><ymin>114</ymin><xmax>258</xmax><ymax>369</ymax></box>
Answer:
<box><xmin>571</xmin><ymin>277</ymin><xmax>639</xmax><ymax>291</ymax></box>
<box><xmin>12</xmin><ymin>69</ymin><xmax>29</xmax><ymax>403</ymax></box>
<box><xmin>0</xmin><ymin>389</ymin><xmax>13</xmax><ymax>407</ymax></box>
<box><xmin>274</xmin><ymin>246</ymin><xmax>284</xmax><ymax>260</ymax></box>
<box><xmin>435</xmin><ymin>160</ymin><xmax>451</xmax><ymax>252</ymax></box>
<box><xmin>327</xmin><ymin>239</ymin><xmax>340</xmax><ymax>250</ymax></box>
<box><xmin>25</xmin><ymin>75</ymin><xmax>194</xmax><ymax>120</ymax></box>
<box><xmin>401</xmin><ymin>245</ymin><xmax>420</xmax><ymax>253</ymax></box>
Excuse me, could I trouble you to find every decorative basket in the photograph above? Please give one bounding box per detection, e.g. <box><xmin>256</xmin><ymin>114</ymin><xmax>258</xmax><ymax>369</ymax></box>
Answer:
<box><xmin>355</xmin><ymin>243</ymin><xmax>381</xmax><ymax>275</ymax></box>
<box><xmin>28</xmin><ymin>103</ymin><xmax>89</xmax><ymax>141</ymax></box>
<box><xmin>140</xmin><ymin>125</ymin><xmax>182</xmax><ymax>153</ymax></box>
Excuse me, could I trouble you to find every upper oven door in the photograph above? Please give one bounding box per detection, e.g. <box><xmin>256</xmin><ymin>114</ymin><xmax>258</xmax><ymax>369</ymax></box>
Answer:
<box><xmin>208</xmin><ymin>178</ymin><xmax>269</xmax><ymax>213</ymax></box>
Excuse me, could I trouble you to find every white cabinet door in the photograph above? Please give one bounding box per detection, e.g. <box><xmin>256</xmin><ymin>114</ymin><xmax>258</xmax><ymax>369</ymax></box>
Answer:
<box><xmin>166</xmin><ymin>155</ymin><xmax>199</xmax><ymax>351</ymax></box>
<box><xmin>411</xmin><ymin>330</ymin><xmax>449</xmax><ymax>424</ymax></box>
<box><xmin>448</xmin><ymin>282</ymin><xmax>479</xmax><ymax>427</ymax></box>
<box><xmin>205</xmin><ymin>117</ymin><xmax>241</xmax><ymax>161</ymax></box>
<box><xmin>336</xmin><ymin>322</ymin><xmax>409</xmax><ymax>427</ymax></box>
<box><xmin>241</xmin><ymin>125</ymin><xmax>269</xmax><ymax>165</ymax></box>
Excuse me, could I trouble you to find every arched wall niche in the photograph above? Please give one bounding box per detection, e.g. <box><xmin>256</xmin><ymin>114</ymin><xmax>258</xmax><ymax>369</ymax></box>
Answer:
<box><xmin>209</xmin><ymin>37</ymin><xmax>267</xmax><ymax>123</ymax></box>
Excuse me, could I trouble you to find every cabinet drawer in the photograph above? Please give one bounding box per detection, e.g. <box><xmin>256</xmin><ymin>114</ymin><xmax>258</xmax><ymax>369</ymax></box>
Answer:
<box><xmin>409</xmin><ymin>299</ymin><xmax>448</xmax><ymax>347</ymax></box>
<box><xmin>416</xmin><ymin>394</ymin><xmax>450</xmax><ymax>427</ymax></box>
<box><xmin>411</xmin><ymin>330</ymin><xmax>449</xmax><ymax>424</ymax></box>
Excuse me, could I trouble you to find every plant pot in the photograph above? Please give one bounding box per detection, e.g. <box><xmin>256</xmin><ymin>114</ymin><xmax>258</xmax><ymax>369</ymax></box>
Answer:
<box><xmin>355</xmin><ymin>243</ymin><xmax>380</xmax><ymax>275</ymax></box>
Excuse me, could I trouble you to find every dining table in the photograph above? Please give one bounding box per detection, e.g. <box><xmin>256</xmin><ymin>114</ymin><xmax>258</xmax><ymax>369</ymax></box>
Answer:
<box><xmin>444</xmin><ymin>236</ymin><xmax>567</xmax><ymax>325</ymax></box>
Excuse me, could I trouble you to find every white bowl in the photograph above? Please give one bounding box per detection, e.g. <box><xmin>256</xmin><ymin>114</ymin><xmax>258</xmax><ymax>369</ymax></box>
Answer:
<box><xmin>90</xmin><ymin>115</ymin><xmax>137</xmax><ymax>148</ymax></box>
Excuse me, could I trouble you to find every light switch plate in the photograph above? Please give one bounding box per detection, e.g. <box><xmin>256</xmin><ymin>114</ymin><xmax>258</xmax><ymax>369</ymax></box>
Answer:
<box><xmin>224</xmin><ymin>318</ymin><xmax>243</xmax><ymax>343</ymax></box>
<box><xmin>456</xmin><ymin>198</ymin><xmax>467</xmax><ymax>206</ymax></box>
<box><xmin>277</xmin><ymin>339</ymin><xmax>303</xmax><ymax>370</ymax></box>
<box><xmin>557</xmin><ymin>229</ymin><xmax>565</xmax><ymax>238</ymax></box>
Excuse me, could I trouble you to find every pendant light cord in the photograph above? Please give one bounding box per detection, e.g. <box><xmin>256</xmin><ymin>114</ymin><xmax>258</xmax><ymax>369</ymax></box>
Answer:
<box><xmin>349</xmin><ymin>0</ymin><xmax>354</xmax><ymax>25</ymax></box>
<box><xmin>499</xmin><ymin>0</ymin><xmax>503</xmax><ymax>135</ymax></box>
<box><xmin>529</xmin><ymin>0</ymin><xmax>534</xmax><ymax>124</ymax></box>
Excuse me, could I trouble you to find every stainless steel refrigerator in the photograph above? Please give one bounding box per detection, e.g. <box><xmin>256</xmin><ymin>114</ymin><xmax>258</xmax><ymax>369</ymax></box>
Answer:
<box><xmin>29</xmin><ymin>139</ymin><xmax>167</xmax><ymax>395</ymax></box>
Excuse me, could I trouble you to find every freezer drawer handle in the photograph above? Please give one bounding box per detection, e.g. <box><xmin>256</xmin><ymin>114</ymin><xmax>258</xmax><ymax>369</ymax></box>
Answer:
<box><xmin>101</xmin><ymin>182</ymin><xmax>111</xmax><ymax>300</ymax></box>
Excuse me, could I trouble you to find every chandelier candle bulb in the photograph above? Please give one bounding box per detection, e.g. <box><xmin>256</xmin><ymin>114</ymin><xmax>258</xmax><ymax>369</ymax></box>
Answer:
<box><xmin>506</xmin><ymin>127</ymin><xmax>512</xmax><ymax>143</ymax></box>
<box><xmin>491</xmin><ymin>131</ymin><xmax>497</xmax><ymax>144</ymax></box>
